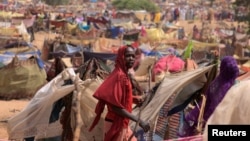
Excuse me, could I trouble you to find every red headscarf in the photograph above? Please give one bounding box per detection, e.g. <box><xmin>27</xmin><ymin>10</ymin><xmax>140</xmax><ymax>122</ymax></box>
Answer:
<box><xmin>89</xmin><ymin>46</ymin><xmax>133</xmax><ymax>141</ymax></box>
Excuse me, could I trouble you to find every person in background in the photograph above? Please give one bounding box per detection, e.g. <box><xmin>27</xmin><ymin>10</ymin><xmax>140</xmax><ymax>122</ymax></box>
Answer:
<box><xmin>111</xmin><ymin>8</ymin><xmax>116</xmax><ymax>19</ymax></box>
<box><xmin>174</xmin><ymin>7</ymin><xmax>180</xmax><ymax>21</ymax></box>
<box><xmin>192</xmin><ymin>25</ymin><xmax>200</xmax><ymax>40</ymax></box>
<box><xmin>236</xmin><ymin>24</ymin><xmax>242</xmax><ymax>33</ymax></box>
<box><xmin>89</xmin><ymin>45</ymin><xmax>150</xmax><ymax>141</ymax></box>
<box><xmin>178</xmin><ymin>56</ymin><xmax>239</xmax><ymax>137</ymax></box>
<box><xmin>202</xmin><ymin>78</ymin><xmax>250</xmax><ymax>141</ymax></box>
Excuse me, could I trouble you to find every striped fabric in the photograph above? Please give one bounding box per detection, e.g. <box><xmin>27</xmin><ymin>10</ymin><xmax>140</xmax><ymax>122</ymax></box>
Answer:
<box><xmin>155</xmin><ymin>92</ymin><xmax>180</xmax><ymax>139</ymax></box>
<box><xmin>164</xmin><ymin>134</ymin><xmax>202</xmax><ymax>141</ymax></box>
<box><xmin>167</xmin><ymin>113</ymin><xmax>181</xmax><ymax>139</ymax></box>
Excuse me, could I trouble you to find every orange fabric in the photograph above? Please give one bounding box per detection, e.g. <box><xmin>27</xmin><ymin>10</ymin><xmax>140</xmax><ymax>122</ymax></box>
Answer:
<box><xmin>186</xmin><ymin>58</ymin><xmax>198</xmax><ymax>71</ymax></box>
<box><xmin>241</xmin><ymin>66</ymin><xmax>250</xmax><ymax>72</ymax></box>
<box><xmin>89</xmin><ymin>46</ymin><xmax>133</xmax><ymax>141</ymax></box>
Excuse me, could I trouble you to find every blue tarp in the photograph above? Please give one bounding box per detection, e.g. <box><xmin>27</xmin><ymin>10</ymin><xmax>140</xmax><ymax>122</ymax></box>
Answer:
<box><xmin>146</xmin><ymin>50</ymin><xmax>164</xmax><ymax>58</ymax></box>
<box><xmin>51</xmin><ymin>44</ymin><xmax>83</xmax><ymax>58</ymax></box>
<box><xmin>78</xmin><ymin>23</ymin><xmax>91</xmax><ymax>31</ymax></box>
<box><xmin>3</xmin><ymin>50</ymin><xmax>41</xmax><ymax>56</ymax></box>
<box><xmin>90</xmin><ymin>0</ymin><xmax>97</xmax><ymax>2</ymax></box>
<box><xmin>0</xmin><ymin>46</ymin><xmax>43</xmax><ymax>68</ymax></box>
<box><xmin>65</xmin><ymin>44</ymin><xmax>82</xmax><ymax>54</ymax></box>
<box><xmin>53</xmin><ymin>44</ymin><xmax>82</xmax><ymax>53</ymax></box>
<box><xmin>109</xmin><ymin>27</ymin><xmax>121</xmax><ymax>39</ymax></box>
<box><xmin>0</xmin><ymin>53</ymin><xmax>44</xmax><ymax>69</ymax></box>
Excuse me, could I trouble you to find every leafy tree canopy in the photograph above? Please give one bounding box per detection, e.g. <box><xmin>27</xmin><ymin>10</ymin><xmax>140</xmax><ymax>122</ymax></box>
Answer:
<box><xmin>42</xmin><ymin>0</ymin><xmax>69</xmax><ymax>6</ymax></box>
<box><xmin>112</xmin><ymin>0</ymin><xmax>160</xmax><ymax>13</ymax></box>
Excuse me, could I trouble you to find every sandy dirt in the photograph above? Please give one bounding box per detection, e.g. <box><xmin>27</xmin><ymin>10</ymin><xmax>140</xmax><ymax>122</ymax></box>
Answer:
<box><xmin>0</xmin><ymin>20</ymin><xmax>238</xmax><ymax>140</ymax></box>
<box><xmin>0</xmin><ymin>100</ymin><xmax>30</xmax><ymax>139</ymax></box>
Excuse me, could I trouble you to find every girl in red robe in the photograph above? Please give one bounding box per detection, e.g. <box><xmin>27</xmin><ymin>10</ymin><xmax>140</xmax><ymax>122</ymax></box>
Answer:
<box><xmin>89</xmin><ymin>46</ymin><xmax>150</xmax><ymax>141</ymax></box>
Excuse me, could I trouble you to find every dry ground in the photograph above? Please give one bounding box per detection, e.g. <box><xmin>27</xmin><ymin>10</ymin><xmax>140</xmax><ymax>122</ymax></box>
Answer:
<box><xmin>0</xmin><ymin>20</ymin><xmax>238</xmax><ymax>140</ymax></box>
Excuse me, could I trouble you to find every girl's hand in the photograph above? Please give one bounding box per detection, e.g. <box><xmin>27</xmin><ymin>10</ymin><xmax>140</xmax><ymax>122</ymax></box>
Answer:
<box><xmin>133</xmin><ymin>95</ymin><xmax>145</xmax><ymax>106</ymax></box>
<box><xmin>139</xmin><ymin>120</ymin><xmax>150</xmax><ymax>132</ymax></box>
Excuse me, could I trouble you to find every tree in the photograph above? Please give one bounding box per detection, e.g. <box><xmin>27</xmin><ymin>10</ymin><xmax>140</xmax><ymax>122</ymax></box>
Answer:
<box><xmin>233</xmin><ymin>0</ymin><xmax>250</xmax><ymax>34</ymax></box>
<box><xmin>42</xmin><ymin>0</ymin><xmax>69</xmax><ymax>6</ymax></box>
<box><xmin>112</xmin><ymin>0</ymin><xmax>160</xmax><ymax>12</ymax></box>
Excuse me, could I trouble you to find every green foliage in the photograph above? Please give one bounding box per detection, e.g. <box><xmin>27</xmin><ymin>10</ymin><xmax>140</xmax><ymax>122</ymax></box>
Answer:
<box><xmin>42</xmin><ymin>0</ymin><xmax>69</xmax><ymax>6</ymax></box>
<box><xmin>111</xmin><ymin>0</ymin><xmax>160</xmax><ymax>12</ymax></box>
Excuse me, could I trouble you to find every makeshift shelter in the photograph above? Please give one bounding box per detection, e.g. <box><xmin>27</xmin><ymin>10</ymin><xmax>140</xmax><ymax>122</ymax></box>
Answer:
<box><xmin>93</xmin><ymin>37</ymin><xmax>123</xmax><ymax>53</ymax></box>
<box><xmin>134</xmin><ymin>10</ymin><xmax>151</xmax><ymax>22</ymax></box>
<box><xmin>115</xmin><ymin>10</ymin><xmax>139</xmax><ymax>21</ymax></box>
<box><xmin>7</xmin><ymin>68</ymin><xmax>107</xmax><ymax>141</ymax></box>
<box><xmin>140</xmin><ymin>28</ymin><xmax>166</xmax><ymax>44</ymax></box>
<box><xmin>0</xmin><ymin>56</ymin><xmax>47</xmax><ymax>100</ymax></box>
<box><xmin>130</xmin><ymin>65</ymin><xmax>214</xmax><ymax>140</ymax></box>
<box><xmin>0</xmin><ymin>45</ymin><xmax>41</xmax><ymax>66</ymax></box>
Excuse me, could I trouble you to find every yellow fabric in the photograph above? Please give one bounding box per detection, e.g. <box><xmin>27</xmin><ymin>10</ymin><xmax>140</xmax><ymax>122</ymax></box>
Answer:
<box><xmin>113</xmin><ymin>21</ymin><xmax>135</xmax><ymax>30</ymax></box>
<box><xmin>66</xmin><ymin>23</ymin><xmax>78</xmax><ymax>34</ymax></box>
<box><xmin>134</xmin><ymin>12</ymin><xmax>151</xmax><ymax>22</ymax></box>
<box><xmin>192</xmin><ymin>40</ymin><xmax>220</xmax><ymax>50</ymax></box>
<box><xmin>0</xmin><ymin>27</ymin><xmax>19</xmax><ymax>36</ymax></box>
<box><xmin>154</xmin><ymin>12</ymin><xmax>161</xmax><ymax>23</ymax></box>
<box><xmin>0</xmin><ymin>57</ymin><xmax>47</xmax><ymax>99</ymax></box>
<box><xmin>0</xmin><ymin>11</ymin><xmax>24</xmax><ymax>19</ymax></box>
<box><xmin>145</xmin><ymin>28</ymin><xmax>165</xmax><ymax>42</ymax></box>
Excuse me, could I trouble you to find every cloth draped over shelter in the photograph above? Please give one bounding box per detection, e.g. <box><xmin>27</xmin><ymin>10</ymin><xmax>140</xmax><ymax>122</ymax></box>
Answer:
<box><xmin>130</xmin><ymin>65</ymin><xmax>214</xmax><ymax>129</ymax></box>
<box><xmin>7</xmin><ymin>68</ymin><xmax>107</xmax><ymax>140</ymax></box>
<box><xmin>7</xmin><ymin>68</ymin><xmax>77</xmax><ymax>140</ymax></box>
<box><xmin>0</xmin><ymin>56</ymin><xmax>46</xmax><ymax>99</ymax></box>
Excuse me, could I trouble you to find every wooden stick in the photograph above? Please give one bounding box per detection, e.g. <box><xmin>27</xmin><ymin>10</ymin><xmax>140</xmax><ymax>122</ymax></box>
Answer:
<box><xmin>128</xmin><ymin>65</ymin><xmax>153</xmax><ymax>141</ymax></box>
<box><xmin>196</xmin><ymin>94</ymin><xmax>206</xmax><ymax>134</ymax></box>
<box><xmin>72</xmin><ymin>75</ymin><xmax>83</xmax><ymax>141</ymax></box>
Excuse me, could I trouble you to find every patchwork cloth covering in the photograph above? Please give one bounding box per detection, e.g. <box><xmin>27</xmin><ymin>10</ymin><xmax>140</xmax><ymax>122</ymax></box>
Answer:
<box><xmin>0</xmin><ymin>56</ymin><xmax>47</xmax><ymax>99</ymax></box>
